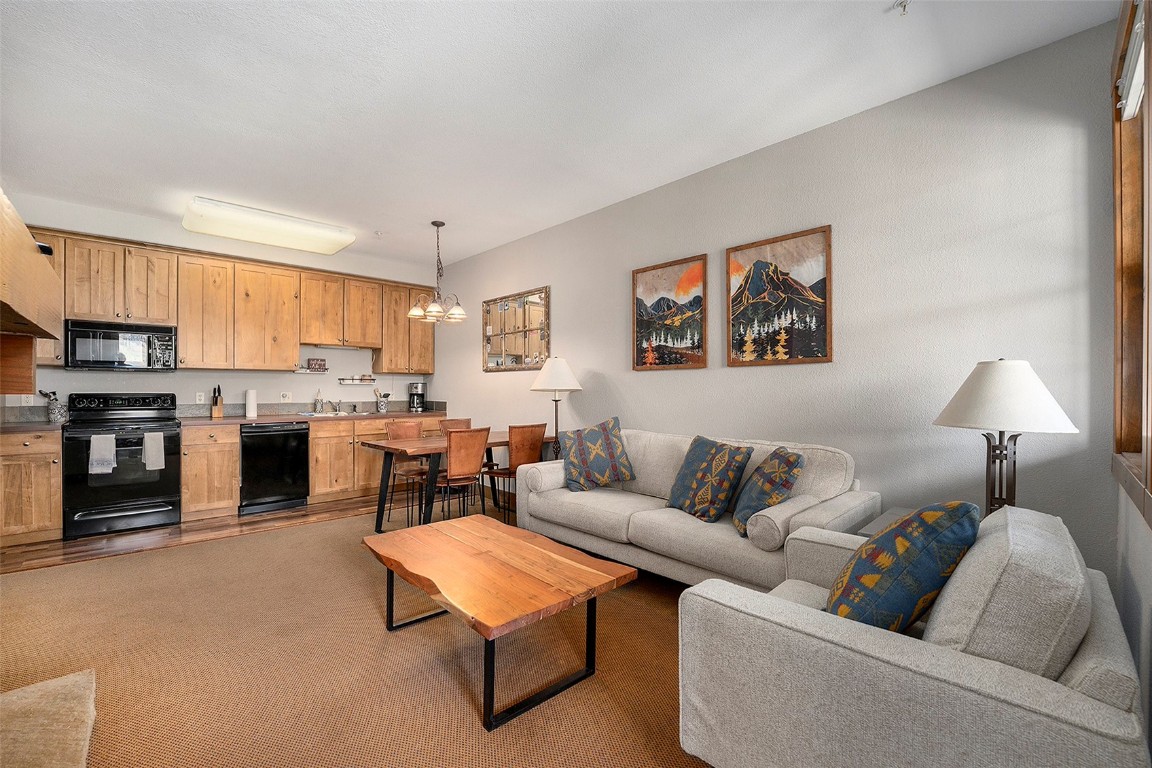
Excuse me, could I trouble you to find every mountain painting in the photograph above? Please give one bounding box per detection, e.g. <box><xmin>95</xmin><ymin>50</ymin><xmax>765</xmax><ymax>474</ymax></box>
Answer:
<box><xmin>727</xmin><ymin>226</ymin><xmax>831</xmax><ymax>366</ymax></box>
<box><xmin>632</xmin><ymin>253</ymin><xmax>707</xmax><ymax>370</ymax></box>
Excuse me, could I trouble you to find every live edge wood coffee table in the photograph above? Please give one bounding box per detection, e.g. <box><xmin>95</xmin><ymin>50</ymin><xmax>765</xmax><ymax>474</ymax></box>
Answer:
<box><xmin>362</xmin><ymin>515</ymin><xmax>637</xmax><ymax>731</ymax></box>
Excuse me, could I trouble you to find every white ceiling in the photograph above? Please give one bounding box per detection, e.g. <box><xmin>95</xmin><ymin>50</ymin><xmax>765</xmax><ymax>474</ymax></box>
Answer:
<box><xmin>0</xmin><ymin>1</ymin><xmax>1118</xmax><ymax>265</ymax></box>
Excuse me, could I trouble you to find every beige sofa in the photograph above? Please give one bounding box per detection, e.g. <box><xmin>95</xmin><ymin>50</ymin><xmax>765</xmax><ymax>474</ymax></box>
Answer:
<box><xmin>515</xmin><ymin>428</ymin><xmax>880</xmax><ymax>591</ymax></box>
<box><xmin>679</xmin><ymin>506</ymin><xmax>1152</xmax><ymax>768</ymax></box>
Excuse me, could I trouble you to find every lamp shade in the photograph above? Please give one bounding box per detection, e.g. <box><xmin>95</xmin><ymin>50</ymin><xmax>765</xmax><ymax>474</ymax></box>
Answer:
<box><xmin>182</xmin><ymin>196</ymin><xmax>355</xmax><ymax>255</ymax></box>
<box><xmin>933</xmin><ymin>360</ymin><xmax>1078</xmax><ymax>434</ymax></box>
<box><xmin>530</xmin><ymin>357</ymin><xmax>582</xmax><ymax>394</ymax></box>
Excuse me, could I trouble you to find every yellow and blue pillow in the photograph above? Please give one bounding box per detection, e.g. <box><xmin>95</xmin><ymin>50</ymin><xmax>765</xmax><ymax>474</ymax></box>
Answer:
<box><xmin>560</xmin><ymin>416</ymin><xmax>635</xmax><ymax>492</ymax></box>
<box><xmin>731</xmin><ymin>447</ymin><xmax>804</xmax><ymax>536</ymax></box>
<box><xmin>827</xmin><ymin>501</ymin><xmax>979</xmax><ymax>632</ymax></box>
<box><xmin>667</xmin><ymin>436</ymin><xmax>754</xmax><ymax>522</ymax></box>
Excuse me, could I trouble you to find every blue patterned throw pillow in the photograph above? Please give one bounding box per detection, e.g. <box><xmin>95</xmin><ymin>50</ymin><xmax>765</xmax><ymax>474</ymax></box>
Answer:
<box><xmin>560</xmin><ymin>416</ymin><xmax>635</xmax><ymax>492</ymax></box>
<box><xmin>667</xmin><ymin>436</ymin><xmax>754</xmax><ymax>522</ymax></box>
<box><xmin>827</xmin><ymin>501</ymin><xmax>980</xmax><ymax>632</ymax></box>
<box><xmin>731</xmin><ymin>447</ymin><xmax>804</xmax><ymax>536</ymax></box>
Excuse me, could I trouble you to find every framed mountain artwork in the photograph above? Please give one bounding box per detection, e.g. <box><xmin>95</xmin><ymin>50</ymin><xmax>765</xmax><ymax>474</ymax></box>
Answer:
<box><xmin>727</xmin><ymin>225</ymin><xmax>831</xmax><ymax>366</ymax></box>
<box><xmin>633</xmin><ymin>254</ymin><xmax>707</xmax><ymax>371</ymax></box>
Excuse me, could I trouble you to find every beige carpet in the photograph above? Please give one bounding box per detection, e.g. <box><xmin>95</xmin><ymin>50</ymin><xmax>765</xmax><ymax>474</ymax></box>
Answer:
<box><xmin>0</xmin><ymin>512</ymin><xmax>705</xmax><ymax>767</ymax></box>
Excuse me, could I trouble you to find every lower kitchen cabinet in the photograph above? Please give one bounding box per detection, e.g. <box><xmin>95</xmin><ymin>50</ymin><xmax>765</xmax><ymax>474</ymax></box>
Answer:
<box><xmin>0</xmin><ymin>432</ymin><xmax>62</xmax><ymax>544</ymax></box>
<box><xmin>181</xmin><ymin>426</ymin><xmax>240</xmax><ymax>520</ymax></box>
<box><xmin>353</xmin><ymin>422</ymin><xmax>389</xmax><ymax>493</ymax></box>
<box><xmin>309</xmin><ymin>420</ymin><xmax>356</xmax><ymax>497</ymax></box>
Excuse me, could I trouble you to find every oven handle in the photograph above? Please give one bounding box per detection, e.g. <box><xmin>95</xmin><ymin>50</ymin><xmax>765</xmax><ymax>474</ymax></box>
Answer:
<box><xmin>73</xmin><ymin>504</ymin><xmax>176</xmax><ymax>521</ymax></box>
<box><xmin>64</xmin><ymin>427</ymin><xmax>181</xmax><ymax>439</ymax></box>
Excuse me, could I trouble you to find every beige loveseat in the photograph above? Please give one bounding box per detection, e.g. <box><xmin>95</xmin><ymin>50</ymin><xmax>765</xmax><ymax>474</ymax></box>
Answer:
<box><xmin>515</xmin><ymin>428</ymin><xmax>880</xmax><ymax>590</ymax></box>
<box><xmin>679</xmin><ymin>506</ymin><xmax>1151</xmax><ymax>768</ymax></box>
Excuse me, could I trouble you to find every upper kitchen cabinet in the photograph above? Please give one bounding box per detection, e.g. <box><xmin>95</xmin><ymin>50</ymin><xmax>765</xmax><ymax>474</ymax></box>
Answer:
<box><xmin>28</xmin><ymin>230</ymin><xmax>65</xmax><ymax>366</ymax></box>
<box><xmin>234</xmin><ymin>263</ymin><xmax>299</xmax><ymax>370</ymax></box>
<box><xmin>372</xmin><ymin>283</ymin><xmax>434</xmax><ymax>375</ymax></box>
<box><xmin>64</xmin><ymin>240</ymin><xmax>178</xmax><ymax>325</ymax></box>
<box><xmin>178</xmin><ymin>254</ymin><xmax>234</xmax><ymax>369</ymax></box>
<box><xmin>343</xmin><ymin>279</ymin><xmax>383</xmax><ymax>348</ymax></box>
<box><xmin>299</xmin><ymin>271</ymin><xmax>344</xmax><ymax>346</ymax></box>
<box><xmin>299</xmin><ymin>273</ymin><xmax>382</xmax><ymax>348</ymax></box>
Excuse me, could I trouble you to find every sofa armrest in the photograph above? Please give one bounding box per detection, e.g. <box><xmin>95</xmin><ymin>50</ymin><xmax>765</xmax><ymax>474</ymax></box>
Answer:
<box><xmin>783</xmin><ymin>527</ymin><xmax>865</xmax><ymax>588</ymax></box>
<box><xmin>786</xmin><ymin>489</ymin><xmax>880</xmax><ymax>536</ymax></box>
<box><xmin>515</xmin><ymin>461</ymin><xmax>565</xmax><ymax>529</ymax></box>
<box><xmin>679</xmin><ymin>580</ymin><xmax>1151</xmax><ymax>768</ymax></box>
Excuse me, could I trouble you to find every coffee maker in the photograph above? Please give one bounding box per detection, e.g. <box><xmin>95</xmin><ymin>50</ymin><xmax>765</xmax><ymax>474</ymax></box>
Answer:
<box><xmin>408</xmin><ymin>382</ymin><xmax>426</xmax><ymax>413</ymax></box>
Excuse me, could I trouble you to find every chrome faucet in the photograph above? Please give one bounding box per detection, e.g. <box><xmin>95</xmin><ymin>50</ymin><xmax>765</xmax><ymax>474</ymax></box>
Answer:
<box><xmin>324</xmin><ymin>400</ymin><xmax>343</xmax><ymax>413</ymax></box>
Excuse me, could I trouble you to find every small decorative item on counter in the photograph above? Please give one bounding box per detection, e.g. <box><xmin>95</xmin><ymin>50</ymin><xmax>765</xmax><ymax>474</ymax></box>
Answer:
<box><xmin>40</xmin><ymin>390</ymin><xmax>66</xmax><ymax>424</ymax></box>
<box><xmin>313</xmin><ymin>389</ymin><xmax>324</xmax><ymax>413</ymax></box>
<box><xmin>210</xmin><ymin>385</ymin><xmax>224</xmax><ymax>419</ymax></box>
<box><xmin>307</xmin><ymin>358</ymin><xmax>327</xmax><ymax>372</ymax></box>
<box><xmin>374</xmin><ymin>389</ymin><xmax>390</xmax><ymax>413</ymax></box>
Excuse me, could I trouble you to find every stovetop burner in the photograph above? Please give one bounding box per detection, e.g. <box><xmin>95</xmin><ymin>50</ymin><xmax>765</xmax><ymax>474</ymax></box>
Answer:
<box><xmin>65</xmin><ymin>392</ymin><xmax>178</xmax><ymax>425</ymax></box>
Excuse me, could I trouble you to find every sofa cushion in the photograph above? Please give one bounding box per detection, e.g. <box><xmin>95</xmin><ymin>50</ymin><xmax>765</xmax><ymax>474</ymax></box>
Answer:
<box><xmin>619</xmin><ymin>430</ymin><xmax>693</xmax><ymax>499</ymax></box>
<box><xmin>560</xmin><ymin>416</ymin><xmax>636</xmax><ymax>491</ymax></box>
<box><xmin>628</xmin><ymin>507</ymin><xmax>785</xmax><ymax>588</ymax></box>
<box><xmin>767</xmin><ymin>579</ymin><xmax>830</xmax><ymax>610</ymax></box>
<box><xmin>527</xmin><ymin>487</ymin><xmax>666</xmax><ymax>543</ymax></box>
<box><xmin>922</xmin><ymin>506</ymin><xmax>1092</xmax><ymax>680</ymax></box>
<box><xmin>732</xmin><ymin>447</ymin><xmax>805</xmax><ymax>537</ymax></box>
<box><xmin>667</xmin><ymin>436</ymin><xmax>754</xmax><ymax>522</ymax></box>
<box><xmin>827</xmin><ymin>501</ymin><xmax>980</xmax><ymax>632</ymax></box>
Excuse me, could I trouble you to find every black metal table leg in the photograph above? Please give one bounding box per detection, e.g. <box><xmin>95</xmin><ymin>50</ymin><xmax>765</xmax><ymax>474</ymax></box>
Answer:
<box><xmin>385</xmin><ymin>568</ymin><xmax>448</xmax><ymax>631</ymax></box>
<box><xmin>482</xmin><ymin>597</ymin><xmax>597</xmax><ymax>731</ymax></box>
<box><xmin>421</xmin><ymin>453</ymin><xmax>441</xmax><ymax>525</ymax></box>
<box><xmin>374</xmin><ymin>451</ymin><xmax>395</xmax><ymax>533</ymax></box>
<box><xmin>485</xmin><ymin>447</ymin><xmax>500</xmax><ymax>511</ymax></box>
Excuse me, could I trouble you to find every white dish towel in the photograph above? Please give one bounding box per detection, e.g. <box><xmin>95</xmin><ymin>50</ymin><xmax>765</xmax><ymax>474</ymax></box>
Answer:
<box><xmin>88</xmin><ymin>434</ymin><xmax>117</xmax><ymax>474</ymax></box>
<box><xmin>143</xmin><ymin>432</ymin><xmax>166</xmax><ymax>471</ymax></box>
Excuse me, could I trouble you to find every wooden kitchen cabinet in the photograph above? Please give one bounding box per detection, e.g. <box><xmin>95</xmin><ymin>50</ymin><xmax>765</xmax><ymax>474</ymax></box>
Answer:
<box><xmin>300</xmin><ymin>274</ymin><xmax>382</xmax><ymax>349</ymax></box>
<box><xmin>64</xmin><ymin>240</ymin><xmax>177</xmax><ymax>325</ymax></box>
<box><xmin>177</xmin><ymin>255</ymin><xmax>234</xmax><ymax>369</ymax></box>
<box><xmin>0</xmin><ymin>431</ymin><xmax>62</xmax><ymax>544</ymax></box>
<box><xmin>299</xmin><ymin>271</ymin><xmax>344</xmax><ymax>346</ymax></box>
<box><xmin>309</xmin><ymin>420</ymin><xmax>355</xmax><ymax>496</ymax></box>
<box><xmin>181</xmin><ymin>426</ymin><xmax>240</xmax><ymax>520</ymax></box>
<box><xmin>373</xmin><ymin>283</ymin><xmax>435</xmax><ymax>375</ymax></box>
<box><xmin>234</xmin><ymin>263</ymin><xmax>299</xmax><ymax>370</ymax></box>
<box><xmin>353</xmin><ymin>421</ymin><xmax>389</xmax><ymax>493</ymax></box>
<box><xmin>28</xmin><ymin>230</ymin><xmax>66</xmax><ymax>366</ymax></box>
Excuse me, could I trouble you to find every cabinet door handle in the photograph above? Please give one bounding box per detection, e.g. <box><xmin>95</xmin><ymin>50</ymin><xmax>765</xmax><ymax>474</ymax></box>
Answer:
<box><xmin>126</xmin><ymin>312</ymin><xmax>133</xmax><ymax>318</ymax></box>
<box><xmin>22</xmin><ymin>441</ymin><xmax>29</xmax><ymax>447</ymax></box>
<box><xmin>52</xmin><ymin>458</ymin><xmax>59</xmax><ymax>464</ymax></box>
<box><xmin>208</xmin><ymin>433</ymin><xmax>215</xmax><ymax>439</ymax></box>
<box><xmin>116</xmin><ymin>312</ymin><xmax>122</xmax><ymax>318</ymax></box>
<box><xmin>183</xmin><ymin>451</ymin><xmax>189</xmax><ymax>456</ymax></box>
<box><xmin>179</xmin><ymin>357</ymin><xmax>185</xmax><ymax>364</ymax></box>
<box><xmin>348</xmin><ymin>440</ymin><xmax>354</xmax><ymax>444</ymax></box>
<box><xmin>55</xmin><ymin>354</ymin><xmax>62</xmax><ymax>360</ymax></box>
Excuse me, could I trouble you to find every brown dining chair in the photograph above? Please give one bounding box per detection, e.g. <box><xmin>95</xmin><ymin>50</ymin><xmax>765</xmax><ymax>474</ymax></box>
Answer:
<box><xmin>386</xmin><ymin>419</ymin><xmax>426</xmax><ymax>526</ymax></box>
<box><xmin>435</xmin><ymin>427</ymin><xmax>490</xmax><ymax>520</ymax></box>
<box><xmin>439</xmin><ymin>417</ymin><xmax>496</xmax><ymax>493</ymax></box>
<box><xmin>482</xmin><ymin>423</ymin><xmax>546</xmax><ymax>523</ymax></box>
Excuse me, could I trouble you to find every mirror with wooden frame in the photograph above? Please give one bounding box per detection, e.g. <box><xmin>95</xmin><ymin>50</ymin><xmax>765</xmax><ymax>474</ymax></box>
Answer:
<box><xmin>482</xmin><ymin>286</ymin><xmax>550</xmax><ymax>371</ymax></box>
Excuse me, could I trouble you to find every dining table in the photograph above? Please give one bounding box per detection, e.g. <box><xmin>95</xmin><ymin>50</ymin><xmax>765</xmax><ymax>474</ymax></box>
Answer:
<box><xmin>361</xmin><ymin>430</ymin><xmax>554</xmax><ymax>532</ymax></box>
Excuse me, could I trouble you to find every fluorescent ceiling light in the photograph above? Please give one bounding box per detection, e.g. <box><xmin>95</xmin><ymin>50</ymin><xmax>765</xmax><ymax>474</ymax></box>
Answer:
<box><xmin>182</xmin><ymin>196</ymin><xmax>355</xmax><ymax>255</ymax></box>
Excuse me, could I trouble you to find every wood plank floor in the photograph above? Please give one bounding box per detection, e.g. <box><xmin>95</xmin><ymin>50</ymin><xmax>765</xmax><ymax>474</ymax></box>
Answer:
<box><xmin>0</xmin><ymin>493</ymin><xmax>515</xmax><ymax>575</ymax></box>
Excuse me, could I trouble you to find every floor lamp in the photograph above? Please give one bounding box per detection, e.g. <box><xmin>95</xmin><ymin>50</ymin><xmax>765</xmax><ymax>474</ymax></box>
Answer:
<box><xmin>530</xmin><ymin>357</ymin><xmax>582</xmax><ymax>460</ymax></box>
<box><xmin>934</xmin><ymin>359</ymin><xmax>1078</xmax><ymax>516</ymax></box>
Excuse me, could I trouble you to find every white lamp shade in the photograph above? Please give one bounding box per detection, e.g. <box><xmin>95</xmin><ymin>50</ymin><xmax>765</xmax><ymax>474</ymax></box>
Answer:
<box><xmin>182</xmin><ymin>196</ymin><xmax>355</xmax><ymax>255</ymax></box>
<box><xmin>530</xmin><ymin>357</ymin><xmax>582</xmax><ymax>393</ymax></box>
<box><xmin>934</xmin><ymin>360</ymin><xmax>1078</xmax><ymax>434</ymax></box>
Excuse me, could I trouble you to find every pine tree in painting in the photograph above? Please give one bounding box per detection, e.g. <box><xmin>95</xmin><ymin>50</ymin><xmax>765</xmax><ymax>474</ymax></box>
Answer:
<box><xmin>774</xmin><ymin>328</ymin><xmax>790</xmax><ymax>360</ymax></box>
<box><xmin>644</xmin><ymin>338</ymin><xmax>658</xmax><ymax>366</ymax></box>
<box><xmin>742</xmin><ymin>327</ymin><xmax>757</xmax><ymax>361</ymax></box>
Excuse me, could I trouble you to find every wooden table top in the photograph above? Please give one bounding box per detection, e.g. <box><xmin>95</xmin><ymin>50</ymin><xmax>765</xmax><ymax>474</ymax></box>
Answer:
<box><xmin>360</xmin><ymin>430</ymin><xmax>552</xmax><ymax>457</ymax></box>
<box><xmin>363</xmin><ymin>515</ymin><xmax>637</xmax><ymax>640</ymax></box>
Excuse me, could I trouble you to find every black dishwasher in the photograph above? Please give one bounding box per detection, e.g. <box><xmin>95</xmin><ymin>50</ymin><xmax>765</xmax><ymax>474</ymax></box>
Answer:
<box><xmin>239</xmin><ymin>422</ymin><xmax>310</xmax><ymax>516</ymax></box>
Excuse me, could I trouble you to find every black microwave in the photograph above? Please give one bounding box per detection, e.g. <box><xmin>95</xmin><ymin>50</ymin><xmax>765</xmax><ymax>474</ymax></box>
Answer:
<box><xmin>64</xmin><ymin>320</ymin><xmax>177</xmax><ymax>371</ymax></box>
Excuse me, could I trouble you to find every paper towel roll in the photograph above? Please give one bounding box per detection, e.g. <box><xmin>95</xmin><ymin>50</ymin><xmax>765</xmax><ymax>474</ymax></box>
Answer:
<box><xmin>245</xmin><ymin>389</ymin><xmax>257</xmax><ymax>418</ymax></box>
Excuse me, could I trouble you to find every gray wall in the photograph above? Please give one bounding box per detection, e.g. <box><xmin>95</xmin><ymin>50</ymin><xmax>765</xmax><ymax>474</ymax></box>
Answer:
<box><xmin>435</xmin><ymin>25</ymin><xmax>1119</xmax><ymax>576</ymax></box>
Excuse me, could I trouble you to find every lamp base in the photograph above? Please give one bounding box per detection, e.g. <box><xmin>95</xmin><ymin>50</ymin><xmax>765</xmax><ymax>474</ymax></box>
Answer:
<box><xmin>551</xmin><ymin>398</ymin><xmax>562</xmax><ymax>460</ymax></box>
<box><xmin>982</xmin><ymin>431</ymin><xmax>1019</xmax><ymax>517</ymax></box>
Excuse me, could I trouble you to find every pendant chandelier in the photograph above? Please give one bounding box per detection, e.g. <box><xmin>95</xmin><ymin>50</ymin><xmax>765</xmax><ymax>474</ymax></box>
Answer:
<box><xmin>407</xmin><ymin>220</ymin><xmax>466</xmax><ymax>324</ymax></box>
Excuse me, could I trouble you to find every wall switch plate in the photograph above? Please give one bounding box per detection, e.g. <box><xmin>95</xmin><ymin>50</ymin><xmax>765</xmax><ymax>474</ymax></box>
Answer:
<box><xmin>195</xmin><ymin>392</ymin><xmax>205</xmax><ymax>404</ymax></box>
<box><xmin>280</xmin><ymin>392</ymin><xmax>291</xmax><ymax>402</ymax></box>
<box><xmin>19</xmin><ymin>394</ymin><xmax>34</xmax><ymax>406</ymax></box>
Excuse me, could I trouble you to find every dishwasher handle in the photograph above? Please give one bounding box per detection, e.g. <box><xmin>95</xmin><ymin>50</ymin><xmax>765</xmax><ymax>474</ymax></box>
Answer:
<box><xmin>241</xmin><ymin>422</ymin><xmax>309</xmax><ymax>435</ymax></box>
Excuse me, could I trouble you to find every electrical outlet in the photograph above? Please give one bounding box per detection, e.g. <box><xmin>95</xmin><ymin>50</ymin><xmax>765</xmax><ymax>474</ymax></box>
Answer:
<box><xmin>195</xmin><ymin>392</ymin><xmax>205</xmax><ymax>404</ymax></box>
<box><xmin>19</xmin><ymin>394</ymin><xmax>34</xmax><ymax>406</ymax></box>
<box><xmin>280</xmin><ymin>392</ymin><xmax>291</xmax><ymax>403</ymax></box>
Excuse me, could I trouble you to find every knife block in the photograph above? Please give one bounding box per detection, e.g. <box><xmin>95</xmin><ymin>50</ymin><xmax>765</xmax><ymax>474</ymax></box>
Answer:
<box><xmin>210</xmin><ymin>399</ymin><xmax>224</xmax><ymax>419</ymax></box>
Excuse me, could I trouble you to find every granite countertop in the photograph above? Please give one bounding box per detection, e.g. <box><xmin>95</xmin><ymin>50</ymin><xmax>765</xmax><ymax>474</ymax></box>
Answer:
<box><xmin>0</xmin><ymin>411</ymin><xmax>447</xmax><ymax>434</ymax></box>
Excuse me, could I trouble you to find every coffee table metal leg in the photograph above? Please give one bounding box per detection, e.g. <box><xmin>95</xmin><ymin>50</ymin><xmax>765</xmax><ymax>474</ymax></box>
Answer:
<box><xmin>482</xmin><ymin>597</ymin><xmax>597</xmax><ymax>731</ymax></box>
<box><xmin>385</xmin><ymin>568</ymin><xmax>448</xmax><ymax>631</ymax></box>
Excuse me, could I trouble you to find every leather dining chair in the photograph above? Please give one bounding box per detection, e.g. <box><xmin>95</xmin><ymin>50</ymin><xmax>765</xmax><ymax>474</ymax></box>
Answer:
<box><xmin>437</xmin><ymin>418</ymin><xmax>471</xmax><ymax>435</ymax></box>
<box><xmin>435</xmin><ymin>427</ymin><xmax>490</xmax><ymax>520</ymax></box>
<box><xmin>385</xmin><ymin>419</ymin><xmax>426</xmax><ymax>526</ymax></box>
<box><xmin>483</xmin><ymin>423</ymin><xmax>547</xmax><ymax>523</ymax></box>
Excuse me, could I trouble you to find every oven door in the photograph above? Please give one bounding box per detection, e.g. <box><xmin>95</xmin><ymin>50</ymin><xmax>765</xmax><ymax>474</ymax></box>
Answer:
<box><xmin>62</xmin><ymin>423</ymin><xmax>182</xmax><ymax>538</ymax></box>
